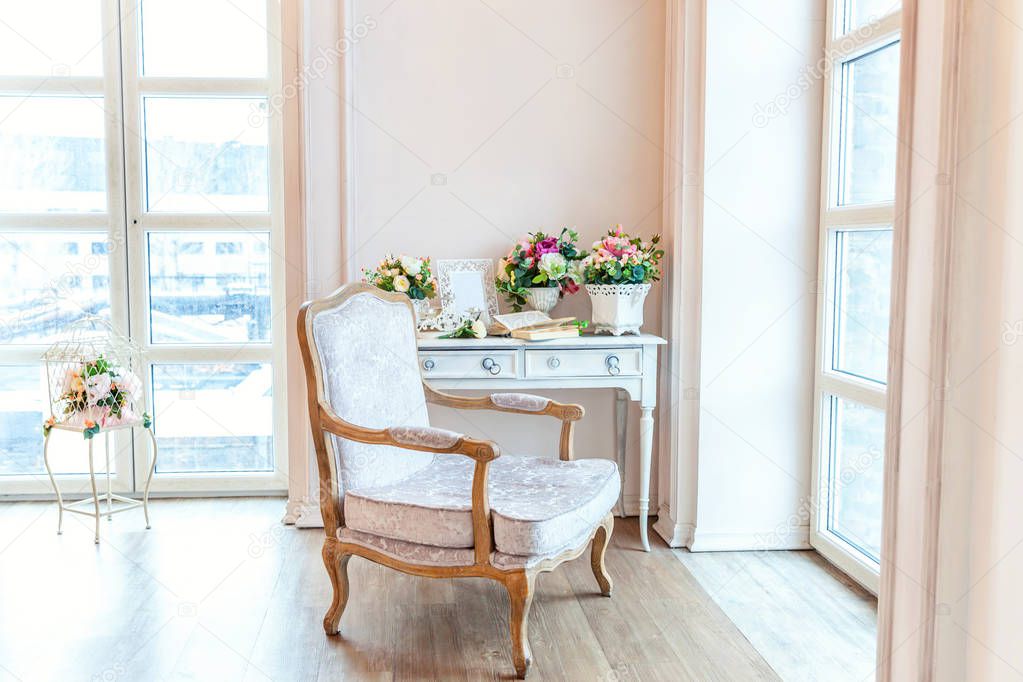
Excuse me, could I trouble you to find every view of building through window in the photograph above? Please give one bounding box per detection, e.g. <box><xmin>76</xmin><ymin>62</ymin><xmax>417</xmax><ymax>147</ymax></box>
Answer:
<box><xmin>0</xmin><ymin>0</ymin><xmax>282</xmax><ymax>491</ymax></box>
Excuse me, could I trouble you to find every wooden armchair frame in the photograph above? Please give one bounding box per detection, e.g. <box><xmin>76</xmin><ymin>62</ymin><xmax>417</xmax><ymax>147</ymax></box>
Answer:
<box><xmin>297</xmin><ymin>283</ymin><xmax>614</xmax><ymax>678</ymax></box>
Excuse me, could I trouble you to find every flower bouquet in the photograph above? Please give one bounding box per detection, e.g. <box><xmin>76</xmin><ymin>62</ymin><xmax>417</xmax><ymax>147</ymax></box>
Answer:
<box><xmin>495</xmin><ymin>228</ymin><xmax>586</xmax><ymax>313</ymax></box>
<box><xmin>439</xmin><ymin>311</ymin><xmax>488</xmax><ymax>339</ymax></box>
<box><xmin>582</xmin><ymin>225</ymin><xmax>664</xmax><ymax>335</ymax></box>
<box><xmin>363</xmin><ymin>254</ymin><xmax>436</xmax><ymax>300</ymax></box>
<box><xmin>363</xmin><ymin>254</ymin><xmax>437</xmax><ymax>322</ymax></box>
<box><xmin>45</xmin><ymin>355</ymin><xmax>149</xmax><ymax>439</ymax></box>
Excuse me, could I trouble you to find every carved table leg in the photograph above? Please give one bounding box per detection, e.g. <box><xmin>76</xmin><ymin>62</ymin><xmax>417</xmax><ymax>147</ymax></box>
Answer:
<box><xmin>322</xmin><ymin>540</ymin><xmax>352</xmax><ymax>635</ymax></box>
<box><xmin>639</xmin><ymin>406</ymin><xmax>654</xmax><ymax>551</ymax></box>
<box><xmin>591</xmin><ymin>514</ymin><xmax>614</xmax><ymax>596</ymax></box>
<box><xmin>505</xmin><ymin>571</ymin><xmax>535</xmax><ymax>679</ymax></box>
<box><xmin>615</xmin><ymin>389</ymin><xmax>628</xmax><ymax>518</ymax></box>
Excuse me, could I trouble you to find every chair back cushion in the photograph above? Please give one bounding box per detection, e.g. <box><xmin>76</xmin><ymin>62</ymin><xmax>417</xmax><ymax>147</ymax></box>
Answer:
<box><xmin>311</xmin><ymin>290</ymin><xmax>434</xmax><ymax>494</ymax></box>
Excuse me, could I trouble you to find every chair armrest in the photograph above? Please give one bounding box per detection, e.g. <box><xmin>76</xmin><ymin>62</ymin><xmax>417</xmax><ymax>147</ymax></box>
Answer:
<box><xmin>317</xmin><ymin>405</ymin><xmax>498</xmax><ymax>565</ymax></box>
<box><xmin>423</xmin><ymin>384</ymin><xmax>583</xmax><ymax>460</ymax></box>
<box><xmin>317</xmin><ymin>405</ymin><xmax>498</xmax><ymax>462</ymax></box>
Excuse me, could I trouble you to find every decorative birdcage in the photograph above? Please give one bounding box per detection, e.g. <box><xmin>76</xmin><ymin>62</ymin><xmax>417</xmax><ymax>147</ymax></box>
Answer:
<box><xmin>41</xmin><ymin>317</ymin><xmax>150</xmax><ymax>439</ymax></box>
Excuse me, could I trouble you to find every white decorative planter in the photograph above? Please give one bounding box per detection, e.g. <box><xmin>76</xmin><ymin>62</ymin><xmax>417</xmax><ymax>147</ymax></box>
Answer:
<box><xmin>586</xmin><ymin>283</ymin><xmax>651</xmax><ymax>335</ymax></box>
<box><xmin>411</xmin><ymin>298</ymin><xmax>432</xmax><ymax>324</ymax></box>
<box><xmin>524</xmin><ymin>287</ymin><xmax>560</xmax><ymax>314</ymax></box>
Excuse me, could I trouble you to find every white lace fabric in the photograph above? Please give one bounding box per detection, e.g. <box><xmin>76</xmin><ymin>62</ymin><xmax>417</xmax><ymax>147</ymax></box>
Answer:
<box><xmin>490</xmin><ymin>392</ymin><xmax>550</xmax><ymax>412</ymax></box>
<box><xmin>312</xmin><ymin>293</ymin><xmax>435</xmax><ymax>495</ymax></box>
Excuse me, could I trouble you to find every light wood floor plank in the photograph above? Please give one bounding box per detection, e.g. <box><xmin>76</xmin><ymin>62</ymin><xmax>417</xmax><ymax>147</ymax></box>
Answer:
<box><xmin>0</xmin><ymin>499</ymin><xmax>871</xmax><ymax>681</ymax></box>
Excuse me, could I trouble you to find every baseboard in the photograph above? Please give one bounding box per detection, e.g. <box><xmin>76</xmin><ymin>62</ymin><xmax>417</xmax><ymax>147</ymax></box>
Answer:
<box><xmin>689</xmin><ymin>526</ymin><xmax>810</xmax><ymax>552</ymax></box>
<box><xmin>283</xmin><ymin>499</ymin><xmax>325</xmax><ymax>528</ymax></box>
<box><xmin>652</xmin><ymin>503</ymin><xmax>693</xmax><ymax>547</ymax></box>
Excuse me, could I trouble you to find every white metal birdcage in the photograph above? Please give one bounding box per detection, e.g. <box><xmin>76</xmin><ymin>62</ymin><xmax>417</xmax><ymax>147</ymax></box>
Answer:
<box><xmin>42</xmin><ymin>316</ymin><xmax>149</xmax><ymax>435</ymax></box>
<box><xmin>40</xmin><ymin>317</ymin><xmax>157</xmax><ymax>543</ymax></box>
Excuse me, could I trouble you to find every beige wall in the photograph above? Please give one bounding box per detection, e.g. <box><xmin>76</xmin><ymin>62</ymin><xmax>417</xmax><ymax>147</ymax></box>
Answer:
<box><xmin>656</xmin><ymin>0</ymin><xmax>823</xmax><ymax>551</ymax></box>
<box><xmin>345</xmin><ymin>0</ymin><xmax>666</xmax><ymax>507</ymax></box>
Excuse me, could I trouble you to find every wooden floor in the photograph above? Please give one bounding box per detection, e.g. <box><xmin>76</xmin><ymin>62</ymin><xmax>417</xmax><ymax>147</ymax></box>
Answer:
<box><xmin>676</xmin><ymin>549</ymin><xmax>877</xmax><ymax>681</ymax></box>
<box><xmin>0</xmin><ymin>498</ymin><xmax>867</xmax><ymax>681</ymax></box>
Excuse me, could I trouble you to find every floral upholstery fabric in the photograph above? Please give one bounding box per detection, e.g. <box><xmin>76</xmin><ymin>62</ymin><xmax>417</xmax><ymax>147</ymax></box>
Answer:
<box><xmin>490</xmin><ymin>392</ymin><xmax>550</xmax><ymax>412</ymax></box>
<box><xmin>311</xmin><ymin>293</ymin><xmax>434</xmax><ymax>495</ymax></box>
<box><xmin>388</xmin><ymin>425</ymin><xmax>463</xmax><ymax>450</ymax></box>
<box><xmin>338</xmin><ymin>526</ymin><xmax>598</xmax><ymax>570</ymax></box>
<box><xmin>343</xmin><ymin>454</ymin><xmax>619</xmax><ymax>556</ymax></box>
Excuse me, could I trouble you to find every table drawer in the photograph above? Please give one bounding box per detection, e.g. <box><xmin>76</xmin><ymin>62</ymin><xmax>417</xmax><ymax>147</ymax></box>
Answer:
<box><xmin>418</xmin><ymin>350</ymin><xmax>519</xmax><ymax>379</ymax></box>
<box><xmin>524</xmin><ymin>348</ymin><xmax>642</xmax><ymax>378</ymax></box>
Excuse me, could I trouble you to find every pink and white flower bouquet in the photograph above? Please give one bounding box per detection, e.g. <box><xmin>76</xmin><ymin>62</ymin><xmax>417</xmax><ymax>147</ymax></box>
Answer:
<box><xmin>46</xmin><ymin>355</ymin><xmax>149</xmax><ymax>438</ymax></box>
<box><xmin>495</xmin><ymin>228</ymin><xmax>586</xmax><ymax>312</ymax></box>
<box><xmin>581</xmin><ymin>224</ymin><xmax>664</xmax><ymax>285</ymax></box>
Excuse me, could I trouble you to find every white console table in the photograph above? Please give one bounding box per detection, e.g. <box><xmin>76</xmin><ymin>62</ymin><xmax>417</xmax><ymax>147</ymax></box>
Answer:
<box><xmin>418</xmin><ymin>332</ymin><xmax>666</xmax><ymax>551</ymax></box>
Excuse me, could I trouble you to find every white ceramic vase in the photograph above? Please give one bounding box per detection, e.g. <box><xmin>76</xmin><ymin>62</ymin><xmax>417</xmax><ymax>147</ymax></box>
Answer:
<box><xmin>524</xmin><ymin>287</ymin><xmax>560</xmax><ymax>314</ymax></box>
<box><xmin>586</xmin><ymin>283</ymin><xmax>651</xmax><ymax>335</ymax></box>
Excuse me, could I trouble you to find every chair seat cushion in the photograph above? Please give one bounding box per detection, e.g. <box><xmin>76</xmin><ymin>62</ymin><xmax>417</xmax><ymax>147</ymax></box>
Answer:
<box><xmin>343</xmin><ymin>454</ymin><xmax>620</xmax><ymax>556</ymax></box>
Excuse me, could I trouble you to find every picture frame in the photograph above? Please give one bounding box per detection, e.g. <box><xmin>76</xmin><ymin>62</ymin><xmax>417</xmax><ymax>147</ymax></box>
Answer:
<box><xmin>435</xmin><ymin>258</ymin><xmax>500</xmax><ymax>328</ymax></box>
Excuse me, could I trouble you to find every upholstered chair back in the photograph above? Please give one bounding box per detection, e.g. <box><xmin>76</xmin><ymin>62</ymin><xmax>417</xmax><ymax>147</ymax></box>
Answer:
<box><xmin>309</xmin><ymin>289</ymin><xmax>434</xmax><ymax>496</ymax></box>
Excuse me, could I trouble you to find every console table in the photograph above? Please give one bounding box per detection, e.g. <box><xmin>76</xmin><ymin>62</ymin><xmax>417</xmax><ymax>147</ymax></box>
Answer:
<box><xmin>418</xmin><ymin>332</ymin><xmax>666</xmax><ymax>551</ymax></box>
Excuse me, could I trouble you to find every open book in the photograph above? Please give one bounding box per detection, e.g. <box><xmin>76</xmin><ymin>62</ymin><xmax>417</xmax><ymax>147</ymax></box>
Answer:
<box><xmin>491</xmin><ymin>312</ymin><xmax>581</xmax><ymax>341</ymax></box>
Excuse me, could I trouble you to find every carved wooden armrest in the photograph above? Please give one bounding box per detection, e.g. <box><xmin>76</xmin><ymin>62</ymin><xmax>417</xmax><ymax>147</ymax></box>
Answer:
<box><xmin>423</xmin><ymin>384</ymin><xmax>584</xmax><ymax>461</ymax></box>
<box><xmin>317</xmin><ymin>406</ymin><xmax>499</xmax><ymax>564</ymax></box>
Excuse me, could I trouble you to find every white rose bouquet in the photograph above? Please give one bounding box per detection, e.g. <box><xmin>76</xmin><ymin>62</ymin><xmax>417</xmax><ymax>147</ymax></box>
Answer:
<box><xmin>362</xmin><ymin>254</ymin><xmax>437</xmax><ymax>301</ymax></box>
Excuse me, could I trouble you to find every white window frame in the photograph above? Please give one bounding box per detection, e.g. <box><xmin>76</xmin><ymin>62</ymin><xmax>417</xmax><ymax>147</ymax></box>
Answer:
<box><xmin>0</xmin><ymin>0</ymin><xmax>288</xmax><ymax>496</ymax></box>
<box><xmin>0</xmin><ymin>0</ymin><xmax>132</xmax><ymax>495</ymax></box>
<box><xmin>119</xmin><ymin>1</ymin><xmax>288</xmax><ymax>494</ymax></box>
<box><xmin>810</xmin><ymin>2</ymin><xmax>903</xmax><ymax>594</ymax></box>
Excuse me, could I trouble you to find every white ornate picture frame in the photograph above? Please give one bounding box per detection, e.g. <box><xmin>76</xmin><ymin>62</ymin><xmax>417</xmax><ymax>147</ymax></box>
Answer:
<box><xmin>435</xmin><ymin>258</ymin><xmax>499</xmax><ymax>328</ymax></box>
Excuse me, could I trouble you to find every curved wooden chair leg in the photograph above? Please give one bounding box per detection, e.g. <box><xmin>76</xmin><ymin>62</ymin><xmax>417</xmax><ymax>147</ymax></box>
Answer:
<box><xmin>505</xmin><ymin>571</ymin><xmax>536</xmax><ymax>679</ymax></box>
<box><xmin>322</xmin><ymin>540</ymin><xmax>352</xmax><ymax>635</ymax></box>
<box><xmin>591</xmin><ymin>514</ymin><xmax>614</xmax><ymax>597</ymax></box>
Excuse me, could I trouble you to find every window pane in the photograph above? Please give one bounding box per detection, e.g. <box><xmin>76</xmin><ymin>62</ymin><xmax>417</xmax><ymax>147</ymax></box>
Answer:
<box><xmin>0</xmin><ymin>365</ymin><xmax>44</xmax><ymax>475</ymax></box>
<box><xmin>151</xmin><ymin>363</ymin><xmax>273</xmax><ymax>473</ymax></box>
<box><xmin>824</xmin><ymin>395</ymin><xmax>884</xmax><ymax>563</ymax></box>
<box><xmin>836</xmin><ymin>41</ymin><xmax>900</xmax><ymax>206</ymax></box>
<box><xmin>830</xmin><ymin>228</ymin><xmax>892</xmax><ymax>384</ymax></box>
<box><xmin>0</xmin><ymin>0</ymin><xmax>103</xmax><ymax>77</ymax></box>
<box><xmin>0</xmin><ymin>96</ymin><xmax>107</xmax><ymax>212</ymax></box>
<box><xmin>0</xmin><ymin>232</ymin><xmax>112</xmax><ymax>344</ymax></box>
<box><xmin>147</xmin><ymin>231</ymin><xmax>271</xmax><ymax>343</ymax></box>
<box><xmin>143</xmin><ymin>97</ymin><xmax>269</xmax><ymax>213</ymax></box>
<box><xmin>140</xmin><ymin>0</ymin><xmax>268</xmax><ymax>78</ymax></box>
<box><xmin>0</xmin><ymin>364</ymin><xmax>104</xmax><ymax>475</ymax></box>
<box><xmin>842</xmin><ymin>0</ymin><xmax>901</xmax><ymax>35</ymax></box>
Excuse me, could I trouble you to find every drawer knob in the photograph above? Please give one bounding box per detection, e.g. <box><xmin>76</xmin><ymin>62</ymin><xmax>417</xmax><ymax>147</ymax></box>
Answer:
<box><xmin>481</xmin><ymin>357</ymin><xmax>502</xmax><ymax>375</ymax></box>
<box><xmin>605</xmin><ymin>354</ymin><xmax>621</xmax><ymax>376</ymax></box>
<box><xmin>547</xmin><ymin>356</ymin><xmax>561</xmax><ymax>370</ymax></box>
<box><xmin>422</xmin><ymin>359</ymin><xmax>435</xmax><ymax>371</ymax></box>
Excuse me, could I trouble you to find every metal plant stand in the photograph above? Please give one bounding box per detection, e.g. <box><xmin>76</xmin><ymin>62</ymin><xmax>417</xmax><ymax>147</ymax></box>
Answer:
<box><xmin>43</xmin><ymin>422</ymin><xmax>158</xmax><ymax>544</ymax></box>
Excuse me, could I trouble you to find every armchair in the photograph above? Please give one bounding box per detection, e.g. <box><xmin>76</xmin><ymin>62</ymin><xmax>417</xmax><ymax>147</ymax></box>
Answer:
<box><xmin>297</xmin><ymin>283</ymin><xmax>618</xmax><ymax>678</ymax></box>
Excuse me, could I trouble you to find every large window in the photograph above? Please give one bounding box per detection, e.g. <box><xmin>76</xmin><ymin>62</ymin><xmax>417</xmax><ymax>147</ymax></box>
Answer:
<box><xmin>811</xmin><ymin>0</ymin><xmax>902</xmax><ymax>591</ymax></box>
<box><xmin>0</xmin><ymin>0</ymin><xmax>286</xmax><ymax>495</ymax></box>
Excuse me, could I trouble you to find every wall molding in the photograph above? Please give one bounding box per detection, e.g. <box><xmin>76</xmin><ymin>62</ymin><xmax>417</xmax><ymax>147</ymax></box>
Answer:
<box><xmin>689</xmin><ymin>527</ymin><xmax>810</xmax><ymax>553</ymax></box>
<box><xmin>653</xmin><ymin>503</ymin><xmax>693</xmax><ymax>547</ymax></box>
<box><xmin>655</xmin><ymin>0</ymin><xmax>706</xmax><ymax>559</ymax></box>
<box><xmin>878</xmin><ymin>0</ymin><xmax>966</xmax><ymax>679</ymax></box>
